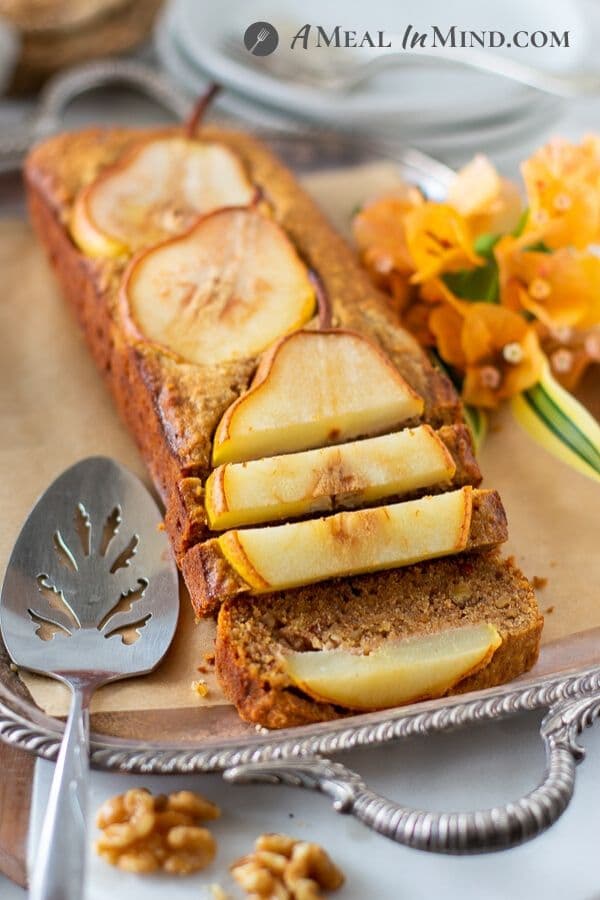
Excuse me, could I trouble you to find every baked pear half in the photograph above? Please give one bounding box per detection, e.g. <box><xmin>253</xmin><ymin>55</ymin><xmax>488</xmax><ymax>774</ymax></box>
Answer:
<box><xmin>71</xmin><ymin>135</ymin><xmax>255</xmax><ymax>257</ymax></box>
<box><xmin>284</xmin><ymin>623</ymin><xmax>502</xmax><ymax>710</ymax></box>
<box><xmin>212</xmin><ymin>330</ymin><xmax>424</xmax><ymax>465</ymax></box>
<box><xmin>120</xmin><ymin>207</ymin><xmax>317</xmax><ymax>366</ymax></box>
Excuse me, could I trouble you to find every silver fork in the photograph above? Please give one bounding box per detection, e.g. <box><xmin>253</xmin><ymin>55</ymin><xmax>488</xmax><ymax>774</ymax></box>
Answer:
<box><xmin>222</xmin><ymin>35</ymin><xmax>600</xmax><ymax>98</ymax></box>
<box><xmin>250</xmin><ymin>26</ymin><xmax>270</xmax><ymax>54</ymax></box>
<box><xmin>0</xmin><ymin>457</ymin><xmax>179</xmax><ymax>900</ymax></box>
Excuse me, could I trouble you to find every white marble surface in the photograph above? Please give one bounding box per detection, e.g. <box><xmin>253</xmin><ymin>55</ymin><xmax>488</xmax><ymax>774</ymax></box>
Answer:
<box><xmin>3</xmin><ymin>710</ymin><xmax>600</xmax><ymax>899</ymax></box>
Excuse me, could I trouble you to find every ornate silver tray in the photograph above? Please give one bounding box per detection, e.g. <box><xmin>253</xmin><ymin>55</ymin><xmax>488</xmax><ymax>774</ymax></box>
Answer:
<box><xmin>2</xmin><ymin>60</ymin><xmax>600</xmax><ymax>856</ymax></box>
<box><xmin>3</xmin><ymin>638</ymin><xmax>600</xmax><ymax>854</ymax></box>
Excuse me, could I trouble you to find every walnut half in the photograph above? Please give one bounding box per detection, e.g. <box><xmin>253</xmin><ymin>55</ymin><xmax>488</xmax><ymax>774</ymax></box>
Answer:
<box><xmin>231</xmin><ymin>833</ymin><xmax>344</xmax><ymax>899</ymax></box>
<box><xmin>94</xmin><ymin>787</ymin><xmax>220</xmax><ymax>875</ymax></box>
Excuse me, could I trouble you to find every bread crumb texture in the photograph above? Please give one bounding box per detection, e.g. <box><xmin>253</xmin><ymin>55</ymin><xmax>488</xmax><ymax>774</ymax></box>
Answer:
<box><xmin>216</xmin><ymin>552</ymin><xmax>543</xmax><ymax>727</ymax></box>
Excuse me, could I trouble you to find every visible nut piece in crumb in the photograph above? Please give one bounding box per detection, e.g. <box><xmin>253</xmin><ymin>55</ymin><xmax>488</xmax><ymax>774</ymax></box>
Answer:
<box><xmin>94</xmin><ymin>788</ymin><xmax>220</xmax><ymax>875</ymax></box>
<box><xmin>231</xmin><ymin>834</ymin><xmax>344</xmax><ymax>899</ymax></box>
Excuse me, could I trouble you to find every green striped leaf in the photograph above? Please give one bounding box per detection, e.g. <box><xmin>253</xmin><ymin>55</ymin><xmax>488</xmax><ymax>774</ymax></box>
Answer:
<box><xmin>463</xmin><ymin>404</ymin><xmax>488</xmax><ymax>454</ymax></box>
<box><xmin>511</xmin><ymin>361</ymin><xmax>600</xmax><ymax>483</ymax></box>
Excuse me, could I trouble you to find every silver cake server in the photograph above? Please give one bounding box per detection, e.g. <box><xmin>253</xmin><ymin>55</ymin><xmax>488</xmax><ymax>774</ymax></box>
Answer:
<box><xmin>0</xmin><ymin>456</ymin><xmax>179</xmax><ymax>900</ymax></box>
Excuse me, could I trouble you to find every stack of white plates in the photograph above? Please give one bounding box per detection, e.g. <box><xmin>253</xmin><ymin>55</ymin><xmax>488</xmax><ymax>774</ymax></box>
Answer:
<box><xmin>155</xmin><ymin>0</ymin><xmax>590</xmax><ymax>165</ymax></box>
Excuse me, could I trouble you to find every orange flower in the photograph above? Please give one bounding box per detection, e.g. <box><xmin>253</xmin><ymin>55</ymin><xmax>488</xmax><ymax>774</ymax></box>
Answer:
<box><xmin>399</xmin><ymin>277</ymin><xmax>462</xmax><ymax>346</ymax></box>
<box><xmin>521</xmin><ymin>137</ymin><xmax>600</xmax><ymax>249</ymax></box>
<box><xmin>495</xmin><ymin>235</ymin><xmax>600</xmax><ymax>329</ymax></box>
<box><xmin>538</xmin><ymin>321</ymin><xmax>600</xmax><ymax>390</ymax></box>
<box><xmin>404</xmin><ymin>203</ymin><xmax>482</xmax><ymax>283</ymax></box>
<box><xmin>353</xmin><ymin>187</ymin><xmax>423</xmax><ymax>276</ymax></box>
<box><xmin>419</xmin><ymin>276</ymin><xmax>461</xmax><ymax>306</ymax></box>
<box><xmin>429</xmin><ymin>301</ymin><xmax>545</xmax><ymax>407</ymax></box>
<box><xmin>447</xmin><ymin>155</ymin><xmax>523</xmax><ymax>237</ymax></box>
<box><xmin>353</xmin><ymin>187</ymin><xmax>423</xmax><ymax>310</ymax></box>
<box><xmin>429</xmin><ymin>303</ymin><xmax>465</xmax><ymax>368</ymax></box>
<box><xmin>400</xmin><ymin>299</ymin><xmax>437</xmax><ymax>347</ymax></box>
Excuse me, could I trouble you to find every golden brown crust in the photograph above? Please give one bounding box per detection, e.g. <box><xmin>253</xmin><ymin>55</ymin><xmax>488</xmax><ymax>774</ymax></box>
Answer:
<box><xmin>26</xmin><ymin>186</ymin><xmax>202</xmax><ymax>552</ymax></box>
<box><xmin>438</xmin><ymin>424</ymin><xmax>481</xmax><ymax>487</ymax></box>
<box><xmin>215</xmin><ymin>553</ymin><xmax>543</xmax><ymax>728</ymax></box>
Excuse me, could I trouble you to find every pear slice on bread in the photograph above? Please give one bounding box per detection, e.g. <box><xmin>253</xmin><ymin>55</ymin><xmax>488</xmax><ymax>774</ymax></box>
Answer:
<box><xmin>215</xmin><ymin>553</ymin><xmax>541</xmax><ymax>727</ymax></box>
<box><xmin>283</xmin><ymin>623</ymin><xmax>502</xmax><ymax>710</ymax></box>
<box><xmin>184</xmin><ymin>488</ymin><xmax>508</xmax><ymax>613</ymax></box>
<box><xmin>218</xmin><ymin>488</ymin><xmax>474</xmax><ymax>592</ymax></box>
<box><xmin>212</xmin><ymin>330</ymin><xmax>424</xmax><ymax>465</ymax></box>
<box><xmin>205</xmin><ymin>425</ymin><xmax>457</xmax><ymax>530</ymax></box>
<box><xmin>71</xmin><ymin>136</ymin><xmax>255</xmax><ymax>258</ymax></box>
<box><xmin>120</xmin><ymin>207</ymin><xmax>316</xmax><ymax>366</ymax></box>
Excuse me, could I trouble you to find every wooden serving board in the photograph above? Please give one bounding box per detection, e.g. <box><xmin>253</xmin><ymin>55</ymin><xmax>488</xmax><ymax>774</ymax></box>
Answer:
<box><xmin>0</xmin><ymin>741</ymin><xmax>33</xmax><ymax>887</ymax></box>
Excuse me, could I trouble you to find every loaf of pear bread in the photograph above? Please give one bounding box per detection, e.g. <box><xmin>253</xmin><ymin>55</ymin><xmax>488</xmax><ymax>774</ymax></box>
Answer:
<box><xmin>25</xmin><ymin>127</ymin><xmax>465</xmax><ymax>551</ymax></box>
<box><xmin>25</xmin><ymin>122</ymin><xmax>542</xmax><ymax>727</ymax></box>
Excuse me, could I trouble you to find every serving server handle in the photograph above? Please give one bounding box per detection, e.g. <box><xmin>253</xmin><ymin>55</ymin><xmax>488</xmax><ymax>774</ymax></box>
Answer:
<box><xmin>226</xmin><ymin>692</ymin><xmax>600</xmax><ymax>854</ymax></box>
<box><xmin>29</xmin><ymin>678</ymin><xmax>95</xmax><ymax>900</ymax></box>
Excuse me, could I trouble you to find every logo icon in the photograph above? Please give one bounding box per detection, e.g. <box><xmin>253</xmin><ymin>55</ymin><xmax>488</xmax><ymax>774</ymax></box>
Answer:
<box><xmin>244</xmin><ymin>21</ymin><xmax>279</xmax><ymax>56</ymax></box>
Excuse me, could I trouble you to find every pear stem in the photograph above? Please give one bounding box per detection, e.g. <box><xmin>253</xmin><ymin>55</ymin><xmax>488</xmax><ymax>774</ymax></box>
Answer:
<box><xmin>185</xmin><ymin>83</ymin><xmax>221</xmax><ymax>138</ymax></box>
<box><xmin>250</xmin><ymin>184</ymin><xmax>265</xmax><ymax>207</ymax></box>
<box><xmin>308</xmin><ymin>269</ymin><xmax>332</xmax><ymax>329</ymax></box>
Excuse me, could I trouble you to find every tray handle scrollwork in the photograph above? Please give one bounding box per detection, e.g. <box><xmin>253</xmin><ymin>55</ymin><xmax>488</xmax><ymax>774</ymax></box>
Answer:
<box><xmin>225</xmin><ymin>693</ymin><xmax>600</xmax><ymax>854</ymax></box>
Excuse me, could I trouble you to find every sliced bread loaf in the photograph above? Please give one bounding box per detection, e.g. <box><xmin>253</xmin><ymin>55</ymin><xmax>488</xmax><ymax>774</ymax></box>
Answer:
<box><xmin>25</xmin><ymin>123</ymin><xmax>542</xmax><ymax>730</ymax></box>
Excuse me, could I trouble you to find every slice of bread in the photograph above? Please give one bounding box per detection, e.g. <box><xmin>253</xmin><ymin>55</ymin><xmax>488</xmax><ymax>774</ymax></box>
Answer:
<box><xmin>183</xmin><ymin>488</ymin><xmax>507</xmax><ymax>616</ymax></box>
<box><xmin>216</xmin><ymin>552</ymin><xmax>542</xmax><ymax>728</ymax></box>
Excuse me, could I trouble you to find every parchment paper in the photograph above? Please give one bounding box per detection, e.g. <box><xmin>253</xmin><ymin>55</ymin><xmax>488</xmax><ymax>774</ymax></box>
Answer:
<box><xmin>1</xmin><ymin>162</ymin><xmax>598</xmax><ymax>720</ymax></box>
